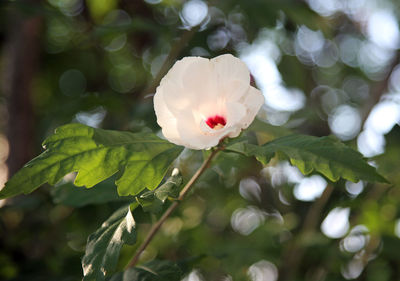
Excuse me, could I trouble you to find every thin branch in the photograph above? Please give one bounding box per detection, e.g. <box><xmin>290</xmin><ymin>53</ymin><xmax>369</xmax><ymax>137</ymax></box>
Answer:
<box><xmin>139</xmin><ymin>0</ymin><xmax>220</xmax><ymax>100</ymax></box>
<box><xmin>139</xmin><ymin>25</ymin><xmax>200</xmax><ymax>100</ymax></box>
<box><xmin>125</xmin><ymin>146</ymin><xmax>222</xmax><ymax>269</ymax></box>
<box><xmin>279</xmin><ymin>184</ymin><xmax>334</xmax><ymax>281</ymax></box>
<box><xmin>302</xmin><ymin>184</ymin><xmax>334</xmax><ymax>233</ymax></box>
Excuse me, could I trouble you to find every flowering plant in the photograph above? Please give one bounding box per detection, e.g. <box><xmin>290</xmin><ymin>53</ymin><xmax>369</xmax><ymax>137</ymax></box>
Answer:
<box><xmin>154</xmin><ymin>54</ymin><xmax>264</xmax><ymax>149</ymax></box>
<box><xmin>0</xmin><ymin>54</ymin><xmax>386</xmax><ymax>281</ymax></box>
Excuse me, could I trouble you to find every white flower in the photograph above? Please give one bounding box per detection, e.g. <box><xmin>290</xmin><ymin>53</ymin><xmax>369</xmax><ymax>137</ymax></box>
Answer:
<box><xmin>153</xmin><ymin>54</ymin><xmax>264</xmax><ymax>150</ymax></box>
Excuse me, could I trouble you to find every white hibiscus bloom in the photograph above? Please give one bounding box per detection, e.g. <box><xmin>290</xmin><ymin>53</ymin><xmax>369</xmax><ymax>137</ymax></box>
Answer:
<box><xmin>154</xmin><ymin>54</ymin><xmax>264</xmax><ymax>150</ymax></box>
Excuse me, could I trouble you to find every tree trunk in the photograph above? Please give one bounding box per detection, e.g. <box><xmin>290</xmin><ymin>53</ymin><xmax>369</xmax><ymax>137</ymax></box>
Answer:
<box><xmin>2</xmin><ymin>3</ymin><xmax>42</xmax><ymax>177</ymax></box>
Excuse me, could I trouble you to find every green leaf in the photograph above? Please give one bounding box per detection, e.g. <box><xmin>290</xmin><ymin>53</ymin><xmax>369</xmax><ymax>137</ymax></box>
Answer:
<box><xmin>227</xmin><ymin>134</ymin><xmax>388</xmax><ymax>183</ymax></box>
<box><xmin>0</xmin><ymin>123</ymin><xmax>183</xmax><ymax>199</ymax></box>
<box><xmin>82</xmin><ymin>206</ymin><xmax>136</xmax><ymax>281</ymax></box>
<box><xmin>51</xmin><ymin>178</ymin><xmax>133</xmax><ymax>207</ymax></box>
<box><xmin>107</xmin><ymin>260</ymin><xmax>182</xmax><ymax>281</ymax></box>
<box><xmin>136</xmin><ymin>172</ymin><xmax>182</xmax><ymax>213</ymax></box>
<box><xmin>154</xmin><ymin>172</ymin><xmax>182</xmax><ymax>202</ymax></box>
<box><xmin>136</xmin><ymin>191</ymin><xmax>163</xmax><ymax>213</ymax></box>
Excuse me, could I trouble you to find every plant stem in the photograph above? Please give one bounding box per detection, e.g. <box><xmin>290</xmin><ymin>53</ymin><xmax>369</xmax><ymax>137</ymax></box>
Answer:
<box><xmin>139</xmin><ymin>26</ymin><xmax>200</xmax><ymax>100</ymax></box>
<box><xmin>126</xmin><ymin>147</ymin><xmax>222</xmax><ymax>269</ymax></box>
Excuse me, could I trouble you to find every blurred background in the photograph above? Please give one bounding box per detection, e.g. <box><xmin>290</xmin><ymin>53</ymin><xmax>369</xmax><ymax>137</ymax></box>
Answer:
<box><xmin>1</xmin><ymin>0</ymin><xmax>400</xmax><ymax>280</ymax></box>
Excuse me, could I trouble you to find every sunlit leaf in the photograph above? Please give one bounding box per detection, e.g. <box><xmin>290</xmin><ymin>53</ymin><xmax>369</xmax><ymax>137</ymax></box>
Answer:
<box><xmin>136</xmin><ymin>190</ymin><xmax>164</xmax><ymax>213</ymax></box>
<box><xmin>82</xmin><ymin>206</ymin><xmax>136</xmax><ymax>281</ymax></box>
<box><xmin>0</xmin><ymin>123</ymin><xmax>183</xmax><ymax>199</ymax></box>
<box><xmin>227</xmin><ymin>134</ymin><xmax>388</xmax><ymax>183</ymax></box>
<box><xmin>136</xmin><ymin>172</ymin><xmax>182</xmax><ymax>213</ymax></box>
<box><xmin>154</xmin><ymin>172</ymin><xmax>182</xmax><ymax>202</ymax></box>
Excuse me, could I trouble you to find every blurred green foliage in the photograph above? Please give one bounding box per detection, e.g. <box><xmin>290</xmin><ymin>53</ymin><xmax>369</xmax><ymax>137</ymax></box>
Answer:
<box><xmin>1</xmin><ymin>0</ymin><xmax>400</xmax><ymax>280</ymax></box>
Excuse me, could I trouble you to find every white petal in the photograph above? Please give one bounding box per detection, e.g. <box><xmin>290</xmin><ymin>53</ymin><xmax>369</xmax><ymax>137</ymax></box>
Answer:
<box><xmin>161</xmin><ymin>78</ymin><xmax>197</xmax><ymax>113</ymax></box>
<box><xmin>239</xmin><ymin>86</ymin><xmax>265</xmax><ymax>128</ymax></box>
<box><xmin>159</xmin><ymin>57</ymin><xmax>205</xmax><ymax>112</ymax></box>
<box><xmin>176</xmin><ymin>121</ymin><xmax>219</xmax><ymax>149</ymax></box>
<box><xmin>163</xmin><ymin>57</ymin><xmax>203</xmax><ymax>88</ymax></box>
<box><xmin>213</xmin><ymin>54</ymin><xmax>250</xmax><ymax>84</ymax></box>
<box><xmin>226</xmin><ymin>101</ymin><xmax>247</xmax><ymax>127</ymax></box>
<box><xmin>153</xmin><ymin>88</ymin><xmax>181</xmax><ymax>143</ymax></box>
<box><xmin>226</xmin><ymin>128</ymin><xmax>242</xmax><ymax>138</ymax></box>
<box><xmin>196</xmin><ymin>99</ymin><xmax>226</xmax><ymax>121</ymax></box>
<box><xmin>212</xmin><ymin>54</ymin><xmax>251</xmax><ymax>101</ymax></box>
<box><xmin>182</xmin><ymin>57</ymin><xmax>218</xmax><ymax>102</ymax></box>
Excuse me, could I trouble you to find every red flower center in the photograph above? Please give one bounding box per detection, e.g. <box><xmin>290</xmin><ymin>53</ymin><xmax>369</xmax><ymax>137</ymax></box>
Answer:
<box><xmin>206</xmin><ymin>115</ymin><xmax>226</xmax><ymax>129</ymax></box>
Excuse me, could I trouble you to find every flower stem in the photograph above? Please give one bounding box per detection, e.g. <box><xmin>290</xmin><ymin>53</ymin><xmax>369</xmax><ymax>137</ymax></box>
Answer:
<box><xmin>125</xmin><ymin>147</ymin><xmax>222</xmax><ymax>269</ymax></box>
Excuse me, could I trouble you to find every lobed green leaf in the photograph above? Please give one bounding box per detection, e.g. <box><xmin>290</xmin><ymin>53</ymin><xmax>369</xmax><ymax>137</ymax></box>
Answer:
<box><xmin>0</xmin><ymin>123</ymin><xmax>183</xmax><ymax>198</ymax></box>
<box><xmin>227</xmin><ymin>134</ymin><xmax>388</xmax><ymax>183</ymax></box>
